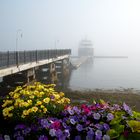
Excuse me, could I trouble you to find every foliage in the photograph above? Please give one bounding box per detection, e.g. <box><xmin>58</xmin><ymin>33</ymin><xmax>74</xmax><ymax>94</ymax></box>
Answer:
<box><xmin>1</xmin><ymin>82</ymin><xmax>70</xmax><ymax>121</ymax></box>
<box><xmin>0</xmin><ymin>83</ymin><xmax>140</xmax><ymax>139</ymax></box>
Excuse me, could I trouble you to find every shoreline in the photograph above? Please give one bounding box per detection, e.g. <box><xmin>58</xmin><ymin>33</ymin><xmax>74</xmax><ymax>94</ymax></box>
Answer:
<box><xmin>64</xmin><ymin>89</ymin><xmax>140</xmax><ymax>112</ymax></box>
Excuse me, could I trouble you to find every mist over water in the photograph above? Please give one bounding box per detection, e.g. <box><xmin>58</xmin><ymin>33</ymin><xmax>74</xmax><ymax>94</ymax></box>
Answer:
<box><xmin>69</xmin><ymin>56</ymin><xmax>140</xmax><ymax>90</ymax></box>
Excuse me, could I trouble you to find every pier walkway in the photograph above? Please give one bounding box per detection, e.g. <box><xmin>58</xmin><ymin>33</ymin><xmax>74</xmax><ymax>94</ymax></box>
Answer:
<box><xmin>0</xmin><ymin>49</ymin><xmax>71</xmax><ymax>77</ymax></box>
<box><xmin>70</xmin><ymin>56</ymin><xmax>92</xmax><ymax>69</ymax></box>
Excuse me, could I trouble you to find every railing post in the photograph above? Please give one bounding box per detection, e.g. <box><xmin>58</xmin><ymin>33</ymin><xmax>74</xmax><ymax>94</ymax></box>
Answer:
<box><xmin>16</xmin><ymin>51</ymin><xmax>19</xmax><ymax>67</ymax></box>
<box><xmin>7</xmin><ymin>51</ymin><xmax>10</xmax><ymax>67</ymax></box>
<box><xmin>30</xmin><ymin>51</ymin><xmax>32</xmax><ymax>62</ymax></box>
<box><xmin>24</xmin><ymin>50</ymin><xmax>26</xmax><ymax>64</ymax></box>
<box><xmin>36</xmin><ymin>50</ymin><xmax>38</xmax><ymax>63</ymax></box>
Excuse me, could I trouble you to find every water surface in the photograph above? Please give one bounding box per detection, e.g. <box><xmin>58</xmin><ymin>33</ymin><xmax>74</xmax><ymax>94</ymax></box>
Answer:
<box><xmin>69</xmin><ymin>56</ymin><xmax>140</xmax><ymax>90</ymax></box>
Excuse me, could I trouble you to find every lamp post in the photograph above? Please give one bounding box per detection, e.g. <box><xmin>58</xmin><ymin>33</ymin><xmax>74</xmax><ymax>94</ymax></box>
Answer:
<box><xmin>16</xmin><ymin>29</ymin><xmax>23</xmax><ymax>67</ymax></box>
<box><xmin>16</xmin><ymin>29</ymin><xmax>23</xmax><ymax>51</ymax></box>
<box><xmin>54</xmin><ymin>40</ymin><xmax>59</xmax><ymax>49</ymax></box>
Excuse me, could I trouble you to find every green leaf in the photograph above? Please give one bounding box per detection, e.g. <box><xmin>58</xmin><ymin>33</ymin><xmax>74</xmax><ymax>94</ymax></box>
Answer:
<box><xmin>128</xmin><ymin>133</ymin><xmax>140</xmax><ymax>140</ymax></box>
<box><xmin>133</xmin><ymin>111</ymin><xmax>140</xmax><ymax>120</ymax></box>
<box><xmin>115</xmin><ymin>111</ymin><xmax>126</xmax><ymax>117</ymax></box>
<box><xmin>127</xmin><ymin>120</ymin><xmax>140</xmax><ymax>133</ymax></box>
<box><xmin>110</xmin><ymin>116</ymin><xmax>121</xmax><ymax>125</ymax></box>
<box><xmin>114</xmin><ymin>124</ymin><xmax>125</xmax><ymax>134</ymax></box>
<box><xmin>118</xmin><ymin>135</ymin><xmax>127</xmax><ymax>140</ymax></box>
<box><xmin>107</xmin><ymin>129</ymin><xmax>119</xmax><ymax>139</ymax></box>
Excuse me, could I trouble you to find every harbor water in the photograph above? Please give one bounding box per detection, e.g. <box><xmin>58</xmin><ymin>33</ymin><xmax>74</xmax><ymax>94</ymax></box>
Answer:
<box><xmin>69</xmin><ymin>56</ymin><xmax>140</xmax><ymax>91</ymax></box>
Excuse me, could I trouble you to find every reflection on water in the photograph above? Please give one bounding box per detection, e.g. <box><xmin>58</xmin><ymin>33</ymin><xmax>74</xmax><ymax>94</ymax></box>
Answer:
<box><xmin>69</xmin><ymin>57</ymin><xmax>140</xmax><ymax>90</ymax></box>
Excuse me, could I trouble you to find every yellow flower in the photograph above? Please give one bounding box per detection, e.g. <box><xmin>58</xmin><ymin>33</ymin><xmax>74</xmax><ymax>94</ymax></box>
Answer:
<box><xmin>23</xmin><ymin>110</ymin><xmax>29</xmax><ymax>116</ymax></box>
<box><xmin>23</xmin><ymin>102</ymin><xmax>30</xmax><ymax>107</ymax></box>
<box><xmin>2</xmin><ymin>100</ymin><xmax>13</xmax><ymax>108</ymax></box>
<box><xmin>41</xmin><ymin>105</ymin><xmax>45</xmax><ymax>108</ymax></box>
<box><xmin>9</xmin><ymin>92</ymin><xmax>14</xmax><ymax>97</ymax></box>
<box><xmin>29</xmin><ymin>95</ymin><xmax>35</xmax><ymax>99</ymax></box>
<box><xmin>43</xmin><ymin>108</ymin><xmax>47</xmax><ymax>113</ymax></box>
<box><xmin>40</xmin><ymin>91</ymin><xmax>45</xmax><ymax>95</ymax></box>
<box><xmin>31</xmin><ymin>107</ymin><xmax>38</xmax><ymax>112</ymax></box>
<box><xmin>38</xmin><ymin>85</ymin><xmax>44</xmax><ymax>91</ymax></box>
<box><xmin>14</xmin><ymin>86</ymin><xmax>22</xmax><ymax>93</ymax></box>
<box><xmin>8</xmin><ymin>113</ymin><xmax>13</xmax><ymax>117</ymax></box>
<box><xmin>57</xmin><ymin>100</ymin><xmax>62</xmax><ymax>104</ymax></box>
<box><xmin>9</xmin><ymin>106</ymin><xmax>14</xmax><ymax>111</ymax></box>
<box><xmin>27</xmin><ymin>100</ymin><xmax>32</xmax><ymax>105</ymax></box>
<box><xmin>54</xmin><ymin>94</ymin><xmax>60</xmax><ymax>100</ymax></box>
<box><xmin>60</xmin><ymin>92</ymin><xmax>64</xmax><ymax>97</ymax></box>
<box><xmin>43</xmin><ymin>98</ymin><xmax>50</xmax><ymax>104</ymax></box>
<box><xmin>64</xmin><ymin>98</ymin><xmax>70</xmax><ymax>104</ymax></box>
<box><xmin>13</xmin><ymin>93</ymin><xmax>20</xmax><ymax>99</ymax></box>
<box><xmin>27</xmin><ymin>109</ymin><xmax>32</xmax><ymax>114</ymax></box>
<box><xmin>36</xmin><ymin>101</ymin><xmax>42</xmax><ymax>106</ymax></box>
<box><xmin>3</xmin><ymin>108</ymin><xmax>9</xmax><ymax>117</ymax></box>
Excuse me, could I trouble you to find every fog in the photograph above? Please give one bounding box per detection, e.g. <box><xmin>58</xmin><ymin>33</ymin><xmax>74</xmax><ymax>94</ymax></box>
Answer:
<box><xmin>0</xmin><ymin>0</ymin><xmax>140</xmax><ymax>56</ymax></box>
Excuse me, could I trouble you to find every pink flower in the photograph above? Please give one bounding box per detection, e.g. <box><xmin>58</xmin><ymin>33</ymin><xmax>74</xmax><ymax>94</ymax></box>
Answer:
<box><xmin>81</xmin><ymin>104</ymin><xmax>87</xmax><ymax>109</ymax></box>
<box><xmin>52</xmin><ymin>121</ymin><xmax>61</xmax><ymax>130</ymax></box>
<box><xmin>84</xmin><ymin>108</ymin><xmax>90</xmax><ymax>114</ymax></box>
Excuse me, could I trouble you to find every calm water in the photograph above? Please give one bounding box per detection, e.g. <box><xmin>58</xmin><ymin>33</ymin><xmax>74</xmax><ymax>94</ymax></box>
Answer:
<box><xmin>69</xmin><ymin>56</ymin><xmax>140</xmax><ymax>90</ymax></box>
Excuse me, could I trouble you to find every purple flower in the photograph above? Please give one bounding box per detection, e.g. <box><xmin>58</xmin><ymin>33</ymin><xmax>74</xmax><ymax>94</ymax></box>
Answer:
<box><xmin>93</xmin><ymin>113</ymin><xmax>101</xmax><ymax>120</ymax></box>
<box><xmin>67</xmin><ymin>109</ymin><xmax>74</xmax><ymax>115</ymax></box>
<box><xmin>31</xmin><ymin>124</ymin><xmax>39</xmax><ymax>132</ymax></box>
<box><xmin>86</xmin><ymin>135</ymin><xmax>93</xmax><ymax>140</ymax></box>
<box><xmin>103</xmin><ymin>135</ymin><xmax>110</xmax><ymax>140</ymax></box>
<box><xmin>76</xmin><ymin>124</ymin><xmax>83</xmax><ymax>132</ymax></box>
<box><xmin>123</xmin><ymin>102</ymin><xmax>132</xmax><ymax>116</ymax></box>
<box><xmin>95</xmin><ymin>124</ymin><xmax>103</xmax><ymax>130</ymax></box>
<box><xmin>75</xmin><ymin>135</ymin><xmax>81</xmax><ymax>140</ymax></box>
<box><xmin>70</xmin><ymin>118</ymin><xmax>76</xmax><ymax>125</ymax></box>
<box><xmin>40</xmin><ymin>119</ymin><xmax>50</xmax><ymax>128</ymax></box>
<box><xmin>15</xmin><ymin>124</ymin><xmax>26</xmax><ymax>130</ymax></box>
<box><xmin>95</xmin><ymin>130</ymin><xmax>102</xmax><ymax>137</ymax></box>
<box><xmin>73</xmin><ymin>106</ymin><xmax>81</xmax><ymax>114</ymax></box>
<box><xmin>107</xmin><ymin>113</ymin><xmax>114</xmax><ymax>121</ymax></box>
<box><xmin>62</xmin><ymin>122</ymin><xmax>67</xmax><ymax>128</ymax></box>
<box><xmin>50</xmin><ymin>95</ymin><xmax>55</xmax><ymax>99</ymax></box>
<box><xmin>86</xmin><ymin>128</ymin><xmax>94</xmax><ymax>140</ymax></box>
<box><xmin>113</xmin><ymin>104</ymin><xmax>121</xmax><ymax>110</ymax></box>
<box><xmin>22</xmin><ymin>127</ymin><xmax>31</xmax><ymax>136</ymax></box>
<box><xmin>16</xmin><ymin>136</ymin><xmax>24</xmax><ymax>140</ymax></box>
<box><xmin>38</xmin><ymin>135</ymin><xmax>48</xmax><ymax>140</ymax></box>
<box><xmin>103</xmin><ymin>123</ymin><xmax>110</xmax><ymax>131</ymax></box>
<box><xmin>64</xmin><ymin>129</ymin><xmax>70</xmax><ymax>137</ymax></box>
<box><xmin>82</xmin><ymin>115</ymin><xmax>87</xmax><ymax>122</ymax></box>
<box><xmin>55</xmin><ymin>129</ymin><xmax>63</xmax><ymax>138</ymax></box>
<box><xmin>95</xmin><ymin>135</ymin><xmax>102</xmax><ymax>140</ymax></box>
<box><xmin>49</xmin><ymin>129</ymin><xmax>56</xmax><ymax>137</ymax></box>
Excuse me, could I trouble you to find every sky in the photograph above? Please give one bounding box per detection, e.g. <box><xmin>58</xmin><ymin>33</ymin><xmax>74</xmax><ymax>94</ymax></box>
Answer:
<box><xmin>0</xmin><ymin>0</ymin><xmax>140</xmax><ymax>56</ymax></box>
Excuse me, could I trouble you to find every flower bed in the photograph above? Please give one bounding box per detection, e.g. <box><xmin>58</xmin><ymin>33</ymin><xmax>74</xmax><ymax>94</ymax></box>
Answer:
<box><xmin>0</xmin><ymin>83</ymin><xmax>140</xmax><ymax>140</ymax></box>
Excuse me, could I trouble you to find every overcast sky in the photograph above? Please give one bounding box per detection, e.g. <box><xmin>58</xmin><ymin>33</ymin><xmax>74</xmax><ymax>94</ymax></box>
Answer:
<box><xmin>0</xmin><ymin>0</ymin><xmax>140</xmax><ymax>56</ymax></box>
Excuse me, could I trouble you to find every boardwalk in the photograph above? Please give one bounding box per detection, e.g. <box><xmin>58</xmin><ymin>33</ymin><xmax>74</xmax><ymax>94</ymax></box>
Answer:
<box><xmin>0</xmin><ymin>49</ymin><xmax>71</xmax><ymax>77</ymax></box>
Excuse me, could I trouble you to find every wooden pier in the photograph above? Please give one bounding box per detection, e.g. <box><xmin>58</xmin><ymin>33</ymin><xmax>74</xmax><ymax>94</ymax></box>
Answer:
<box><xmin>0</xmin><ymin>49</ymin><xmax>71</xmax><ymax>94</ymax></box>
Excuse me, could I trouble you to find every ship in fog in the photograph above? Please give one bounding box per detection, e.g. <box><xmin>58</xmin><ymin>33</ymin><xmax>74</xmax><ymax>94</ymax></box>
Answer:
<box><xmin>78</xmin><ymin>39</ymin><xmax>94</xmax><ymax>57</ymax></box>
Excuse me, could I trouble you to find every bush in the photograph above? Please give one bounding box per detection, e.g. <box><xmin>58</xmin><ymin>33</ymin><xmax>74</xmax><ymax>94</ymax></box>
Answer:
<box><xmin>1</xmin><ymin>82</ymin><xmax>70</xmax><ymax>122</ymax></box>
